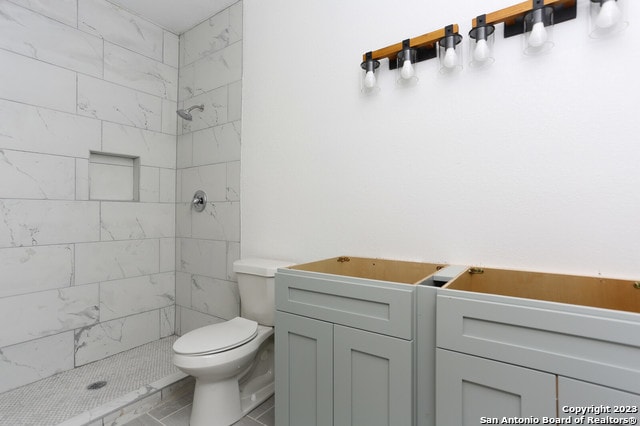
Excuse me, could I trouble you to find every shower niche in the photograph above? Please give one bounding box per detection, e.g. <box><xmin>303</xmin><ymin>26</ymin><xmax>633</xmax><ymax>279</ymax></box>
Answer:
<box><xmin>89</xmin><ymin>152</ymin><xmax>141</xmax><ymax>201</ymax></box>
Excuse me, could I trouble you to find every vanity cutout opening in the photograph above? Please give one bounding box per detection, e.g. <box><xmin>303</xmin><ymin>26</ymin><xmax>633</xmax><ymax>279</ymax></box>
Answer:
<box><xmin>442</xmin><ymin>268</ymin><xmax>640</xmax><ymax>313</ymax></box>
<box><xmin>288</xmin><ymin>256</ymin><xmax>446</xmax><ymax>285</ymax></box>
<box><xmin>89</xmin><ymin>152</ymin><xmax>140</xmax><ymax>201</ymax></box>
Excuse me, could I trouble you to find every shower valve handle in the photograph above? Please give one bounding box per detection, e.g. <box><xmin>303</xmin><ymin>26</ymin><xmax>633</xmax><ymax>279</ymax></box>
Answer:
<box><xmin>192</xmin><ymin>190</ymin><xmax>207</xmax><ymax>212</ymax></box>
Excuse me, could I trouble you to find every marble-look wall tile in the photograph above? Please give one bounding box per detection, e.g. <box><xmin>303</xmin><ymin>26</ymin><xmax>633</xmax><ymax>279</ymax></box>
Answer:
<box><xmin>163</xmin><ymin>31</ymin><xmax>179</xmax><ymax>68</ymax></box>
<box><xmin>178</xmin><ymin>307</ymin><xmax>222</xmax><ymax>336</ymax></box>
<box><xmin>0</xmin><ymin>49</ymin><xmax>76</xmax><ymax>113</ymax></box>
<box><xmin>175</xmin><ymin>272</ymin><xmax>191</xmax><ymax>307</ymax></box>
<box><xmin>8</xmin><ymin>0</ymin><xmax>78</xmax><ymax>27</ymax></box>
<box><xmin>0</xmin><ymin>99</ymin><xmax>101</xmax><ymax>159</ymax></box>
<box><xmin>176</xmin><ymin>133</ymin><xmax>193</xmax><ymax>169</ymax></box>
<box><xmin>139</xmin><ymin>166</ymin><xmax>160</xmax><ymax>202</ymax></box>
<box><xmin>100</xmin><ymin>202</ymin><xmax>175</xmax><ymax>241</ymax></box>
<box><xmin>0</xmin><ymin>150</ymin><xmax>76</xmax><ymax>200</ymax></box>
<box><xmin>191</xmin><ymin>275</ymin><xmax>239</xmax><ymax>320</ymax></box>
<box><xmin>102</xmin><ymin>123</ymin><xmax>176</xmax><ymax>168</ymax></box>
<box><xmin>159</xmin><ymin>169</ymin><xmax>176</xmax><ymax>203</ymax></box>
<box><xmin>229</xmin><ymin>1</ymin><xmax>243</xmax><ymax>44</ymax></box>
<box><xmin>177</xmin><ymin>63</ymin><xmax>195</xmax><ymax>102</ymax></box>
<box><xmin>77</xmin><ymin>75</ymin><xmax>162</xmax><ymax>131</ymax></box>
<box><xmin>191</xmin><ymin>202</ymin><xmax>240</xmax><ymax>242</ymax></box>
<box><xmin>74</xmin><ymin>310</ymin><xmax>160</xmax><ymax>366</ymax></box>
<box><xmin>0</xmin><ymin>1</ymin><xmax>103</xmax><ymax>77</ymax></box>
<box><xmin>78</xmin><ymin>0</ymin><xmax>163</xmax><ymax>61</ymax></box>
<box><xmin>159</xmin><ymin>237</ymin><xmax>175</xmax><ymax>273</ymax></box>
<box><xmin>227</xmin><ymin>161</ymin><xmax>240</xmax><ymax>202</ymax></box>
<box><xmin>227</xmin><ymin>241</ymin><xmax>240</xmax><ymax>281</ymax></box>
<box><xmin>181</xmin><ymin>8</ymin><xmax>236</xmax><ymax>67</ymax></box>
<box><xmin>0</xmin><ymin>284</ymin><xmax>99</xmax><ymax>348</ymax></box>
<box><xmin>227</xmin><ymin>81</ymin><xmax>242</xmax><ymax>122</ymax></box>
<box><xmin>175</xmin><ymin>306</ymin><xmax>182</xmax><ymax>335</ymax></box>
<box><xmin>161</xmin><ymin>99</ymin><xmax>178</xmax><ymax>136</ymax></box>
<box><xmin>0</xmin><ymin>200</ymin><xmax>99</xmax><ymax>248</ymax></box>
<box><xmin>191</xmin><ymin>42</ymin><xmax>242</xmax><ymax>96</ymax></box>
<box><xmin>192</xmin><ymin>121</ymin><xmax>241</xmax><ymax>167</ymax></box>
<box><xmin>160</xmin><ymin>305</ymin><xmax>175</xmax><ymax>338</ymax></box>
<box><xmin>105</xmin><ymin>42</ymin><xmax>178</xmax><ymax>101</ymax></box>
<box><xmin>76</xmin><ymin>159</ymin><xmax>90</xmax><ymax>201</ymax></box>
<box><xmin>175</xmin><ymin>204</ymin><xmax>192</xmax><ymax>238</ymax></box>
<box><xmin>180</xmin><ymin>164</ymin><xmax>227</xmax><ymax>203</ymax></box>
<box><xmin>178</xmin><ymin>238</ymin><xmax>226</xmax><ymax>279</ymax></box>
<box><xmin>99</xmin><ymin>272</ymin><xmax>175</xmax><ymax>321</ymax></box>
<box><xmin>75</xmin><ymin>240</ymin><xmax>159</xmax><ymax>285</ymax></box>
<box><xmin>0</xmin><ymin>331</ymin><xmax>74</xmax><ymax>393</ymax></box>
<box><xmin>0</xmin><ymin>245</ymin><xmax>74</xmax><ymax>298</ymax></box>
<box><xmin>179</xmin><ymin>86</ymin><xmax>228</xmax><ymax>134</ymax></box>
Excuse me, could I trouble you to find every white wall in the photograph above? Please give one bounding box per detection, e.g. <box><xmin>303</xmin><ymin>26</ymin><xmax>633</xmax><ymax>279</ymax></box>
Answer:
<box><xmin>242</xmin><ymin>0</ymin><xmax>640</xmax><ymax>279</ymax></box>
<box><xmin>0</xmin><ymin>0</ymin><xmax>178</xmax><ymax>393</ymax></box>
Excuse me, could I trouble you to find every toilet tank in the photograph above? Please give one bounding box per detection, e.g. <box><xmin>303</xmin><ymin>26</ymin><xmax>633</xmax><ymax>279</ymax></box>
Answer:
<box><xmin>233</xmin><ymin>258</ymin><xmax>293</xmax><ymax>326</ymax></box>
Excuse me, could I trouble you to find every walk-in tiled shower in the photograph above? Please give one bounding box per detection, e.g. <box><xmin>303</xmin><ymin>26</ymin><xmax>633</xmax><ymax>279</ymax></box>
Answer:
<box><xmin>0</xmin><ymin>0</ymin><xmax>243</xmax><ymax>423</ymax></box>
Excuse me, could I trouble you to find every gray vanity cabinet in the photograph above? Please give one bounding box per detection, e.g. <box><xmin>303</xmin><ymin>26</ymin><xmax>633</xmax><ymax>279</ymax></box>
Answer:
<box><xmin>274</xmin><ymin>257</ymin><xmax>440</xmax><ymax>426</ymax></box>
<box><xmin>435</xmin><ymin>268</ymin><xmax>640</xmax><ymax>426</ymax></box>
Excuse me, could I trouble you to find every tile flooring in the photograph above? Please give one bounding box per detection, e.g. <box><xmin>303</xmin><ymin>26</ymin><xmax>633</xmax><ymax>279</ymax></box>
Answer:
<box><xmin>122</xmin><ymin>393</ymin><xmax>275</xmax><ymax>426</ymax></box>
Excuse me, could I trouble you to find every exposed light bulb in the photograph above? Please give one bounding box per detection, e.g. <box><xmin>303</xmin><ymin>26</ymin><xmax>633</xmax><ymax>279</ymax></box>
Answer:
<box><xmin>400</xmin><ymin>59</ymin><xmax>415</xmax><ymax>79</ymax></box>
<box><xmin>443</xmin><ymin>47</ymin><xmax>458</xmax><ymax>68</ymax></box>
<box><xmin>363</xmin><ymin>70</ymin><xmax>376</xmax><ymax>89</ymax></box>
<box><xmin>528</xmin><ymin>21</ymin><xmax>548</xmax><ymax>47</ymax></box>
<box><xmin>596</xmin><ymin>0</ymin><xmax>622</xmax><ymax>29</ymax></box>
<box><xmin>473</xmin><ymin>39</ymin><xmax>490</xmax><ymax>62</ymax></box>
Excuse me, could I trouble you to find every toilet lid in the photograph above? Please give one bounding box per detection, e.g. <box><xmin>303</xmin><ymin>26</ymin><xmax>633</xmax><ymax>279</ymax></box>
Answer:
<box><xmin>173</xmin><ymin>317</ymin><xmax>258</xmax><ymax>356</ymax></box>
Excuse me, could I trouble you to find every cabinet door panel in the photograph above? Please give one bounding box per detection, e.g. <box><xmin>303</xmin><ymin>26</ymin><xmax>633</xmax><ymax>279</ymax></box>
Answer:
<box><xmin>334</xmin><ymin>325</ymin><xmax>413</xmax><ymax>426</ymax></box>
<box><xmin>559</xmin><ymin>377</ymin><xmax>640</xmax><ymax>422</ymax></box>
<box><xmin>275</xmin><ymin>311</ymin><xmax>333</xmax><ymax>426</ymax></box>
<box><xmin>436</xmin><ymin>349</ymin><xmax>556</xmax><ymax>426</ymax></box>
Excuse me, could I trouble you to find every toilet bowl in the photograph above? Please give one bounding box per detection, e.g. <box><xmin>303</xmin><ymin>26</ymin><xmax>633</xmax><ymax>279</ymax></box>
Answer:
<box><xmin>172</xmin><ymin>258</ymin><xmax>292</xmax><ymax>426</ymax></box>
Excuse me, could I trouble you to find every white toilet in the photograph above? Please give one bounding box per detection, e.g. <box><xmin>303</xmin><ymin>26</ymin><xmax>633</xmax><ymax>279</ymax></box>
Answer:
<box><xmin>172</xmin><ymin>258</ymin><xmax>292</xmax><ymax>426</ymax></box>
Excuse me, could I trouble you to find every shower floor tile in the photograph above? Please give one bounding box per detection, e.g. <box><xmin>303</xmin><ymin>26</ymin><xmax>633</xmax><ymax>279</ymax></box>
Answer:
<box><xmin>0</xmin><ymin>336</ymin><xmax>183</xmax><ymax>426</ymax></box>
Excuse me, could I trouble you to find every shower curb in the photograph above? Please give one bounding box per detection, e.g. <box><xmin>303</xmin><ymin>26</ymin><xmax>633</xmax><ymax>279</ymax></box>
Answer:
<box><xmin>57</xmin><ymin>371</ymin><xmax>190</xmax><ymax>426</ymax></box>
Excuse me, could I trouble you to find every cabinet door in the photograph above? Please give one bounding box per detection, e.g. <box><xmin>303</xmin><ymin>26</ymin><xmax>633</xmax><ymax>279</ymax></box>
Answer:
<box><xmin>436</xmin><ymin>349</ymin><xmax>556</xmax><ymax>426</ymax></box>
<box><xmin>559</xmin><ymin>377</ymin><xmax>640</xmax><ymax>422</ymax></box>
<box><xmin>275</xmin><ymin>311</ymin><xmax>333</xmax><ymax>426</ymax></box>
<box><xmin>333</xmin><ymin>325</ymin><xmax>413</xmax><ymax>426</ymax></box>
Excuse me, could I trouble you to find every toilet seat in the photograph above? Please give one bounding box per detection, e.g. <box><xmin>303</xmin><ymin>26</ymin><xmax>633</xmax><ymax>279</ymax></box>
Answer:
<box><xmin>173</xmin><ymin>317</ymin><xmax>258</xmax><ymax>356</ymax></box>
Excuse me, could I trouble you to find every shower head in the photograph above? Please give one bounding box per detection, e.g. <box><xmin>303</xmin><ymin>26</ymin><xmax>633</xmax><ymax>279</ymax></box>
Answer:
<box><xmin>176</xmin><ymin>104</ymin><xmax>204</xmax><ymax>121</ymax></box>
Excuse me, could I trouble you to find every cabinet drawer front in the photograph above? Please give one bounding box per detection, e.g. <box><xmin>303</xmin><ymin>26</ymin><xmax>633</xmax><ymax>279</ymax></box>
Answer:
<box><xmin>276</xmin><ymin>270</ymin><xmax>414</xmax><ymax>339</ymax></box>
<box><xmin>437</xmin><ymin>295</ymin><xmax>640</xmax><ymax>394</ymax></box>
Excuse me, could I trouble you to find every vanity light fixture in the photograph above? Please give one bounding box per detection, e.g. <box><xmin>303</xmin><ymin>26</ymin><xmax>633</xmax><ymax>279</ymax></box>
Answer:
<box><xmin>472</xmin><ymin>0</ymin><xmax>576</xmax><ymax>55</ymax></box>
<box><xmin>397</xmin><ymin>39</ymin><xmax>418</xmax><ymax>84</ymax></box>
<box><xmin>360</xmin><ymin>25</ymin><xmax>460</xmax><ymax>86</ymax></box>
<box><xmin>469</xmin><ymin>15</ymin><xmax>496</xmax><ymax>67</ymax></box>
<box><xmin>523</xmin><ymin>0</ymin><xmax>555</xmax><ymax>54</ymax></box>
<box><xmin>360</xmin><ymin>51</ymin><xmax>381</xmax><ymax>93</ymax></box>
<box><xmin>589</xmin><ymin>0</ymin><xmax>628</xmax><ymax>38</ymax></box>
<box><xmin>438</xmin><ymin>24</ymin><xmax>464</xmax><ymax>73</ymax></box>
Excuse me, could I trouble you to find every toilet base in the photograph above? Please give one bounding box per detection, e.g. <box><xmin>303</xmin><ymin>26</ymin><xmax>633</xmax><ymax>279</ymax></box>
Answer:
<box><xmin>189</xmin><ymin>374</ymin><xmax>274</xmax><ymax>426</ymax></box>
<box><xmin>185</xmin><ymin>334</ymin><xmax>275</xmax><ymax>426</ymax></box>
<box><xmin>191</xmin><ymin>377</ymin><xmax>242</xmax><ymax>426</ymax></box>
